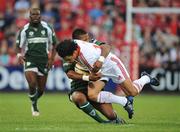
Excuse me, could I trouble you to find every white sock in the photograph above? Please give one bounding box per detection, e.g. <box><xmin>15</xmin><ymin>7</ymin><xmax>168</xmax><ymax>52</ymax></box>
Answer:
<box><xmin>97</xmin><ymin>91</ymin><xmax>127</xmax><ymax>106</ymax></box>
<box><xmin>133</xmin><ymin>75</ymin><xmax>150</xmax><ymax>93</ymax></box>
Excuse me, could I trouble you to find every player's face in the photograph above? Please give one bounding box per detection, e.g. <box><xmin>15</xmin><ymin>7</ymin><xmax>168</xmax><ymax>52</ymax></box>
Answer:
<box><xmin>30</xmin><ymin>9</ymin><xmax>41</xmax><ymax>24</ymax></box>
<box><xmin>78</xmin><ymin>33</ymin><xmax>90</xmax><ymax>42</ymax></box>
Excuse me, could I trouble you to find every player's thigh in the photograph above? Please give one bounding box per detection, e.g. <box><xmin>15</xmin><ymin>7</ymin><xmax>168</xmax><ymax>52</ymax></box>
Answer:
<box><xmin>25</xmin><ymin>71</ymin><xmax>38</xmax><ymax>87</ymax></box>
<box><xmin>88</xmin><ymin>80</ymin><xmax>105</xmax><ymax>96</ymax></box>
<box><xmin>120</xmin><ymin>78</ymin><xmax>138</xmax><ymax>96</ymax></box>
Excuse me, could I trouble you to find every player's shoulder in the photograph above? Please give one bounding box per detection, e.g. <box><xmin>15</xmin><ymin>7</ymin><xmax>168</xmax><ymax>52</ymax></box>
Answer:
<box><xmin>41</xmin><ymin>21</ymin><xmax>53</xmax><ymax>29</ymax></box>
<box><xmin>23</xmin><ymin>23</ymin><xmax>30</xmax><ymax>28</ymax></box>
<box><xmin>41</xmin><ymin>21</ymin><xmax>48</xmax><ymax>26</ymax></box>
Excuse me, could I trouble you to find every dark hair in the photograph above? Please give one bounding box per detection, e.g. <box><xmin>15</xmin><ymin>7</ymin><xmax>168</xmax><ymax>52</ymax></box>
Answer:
<box><xmin>30</xmin><ymin>7</ymin><xmax>41</xmax><ymax>13</ymax></box>
<box><xmin>72</xmin><ymin>28</ymin><xmax>87</xmax><ymax>39</ymax></box>
<box><xmin>56</xmin><ymin>39</ymin><xmax>77</xmax><ymax>58</ymax></box>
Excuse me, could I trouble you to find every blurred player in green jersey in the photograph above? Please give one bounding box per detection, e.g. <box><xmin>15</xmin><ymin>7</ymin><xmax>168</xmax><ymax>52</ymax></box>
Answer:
<box><xmin>16</xmin><ymin>8</ymin><xmax>57</xmax><ymax>116</ymax></box>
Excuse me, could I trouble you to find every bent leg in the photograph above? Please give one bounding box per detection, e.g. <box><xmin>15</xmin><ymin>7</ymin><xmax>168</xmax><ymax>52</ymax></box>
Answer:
<box><xmin>87</xmin><ymin>80</ymin><xmax>105</xmax><ymax>101</ymax></box>
<box><xmin>120</xmin><ymin>76</ymin><xmax>150</xmax><ymax>96</ymax></box>
<box><xmin>88</xmin><ymin>80</ymin><xmax>133</xmax><ymax>119</ymax></box>
<box><xmin>71</xmin><ymin>91</ymin><xmax>87</xmax><ymax>106</ymax></box>
<box><xmin>91</xmin><ymin>102</ymin><xmax>117</xmax><ymax>120</ymax></box>
<box><xmin>88</xmin><ymin>81</ymin><xmax>127</xmax><ymax>106</ymax></box>
<box><xmin>71</xmin><ymin>91</ymin><xmax>107</xmax><ymax>123</ymax></box>
<box><xmin>25</xmin><ymin>71</ymin><xmax>39</xmax><ymax>116</ymax></box>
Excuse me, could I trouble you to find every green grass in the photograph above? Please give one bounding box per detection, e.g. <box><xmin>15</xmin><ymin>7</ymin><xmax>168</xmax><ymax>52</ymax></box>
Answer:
<box><xmin>0</xmin><ymin>93</ymin><xmax>180</xmax><ymax>132</ymax></box>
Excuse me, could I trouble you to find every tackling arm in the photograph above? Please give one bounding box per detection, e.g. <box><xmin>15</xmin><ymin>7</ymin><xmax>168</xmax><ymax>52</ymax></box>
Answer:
<box><xmin>92</xmin><ymin>43</ymin><xmax>111</xmax><ymax>73</ymax></box>
<box><xmin>67</xmin><ymin>70</ymin><xmax>101</xmax><ymax>81</ymax></box>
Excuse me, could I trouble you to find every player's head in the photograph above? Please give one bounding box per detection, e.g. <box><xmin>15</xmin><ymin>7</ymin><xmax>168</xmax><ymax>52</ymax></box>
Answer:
<box><xmin>29</xmin><ymin>8</ymin><xmax>41</xmax><ymax>25</ymax></box>
<box><xmin>56</xmin><ymin>39</ymin><xmax>80</xmax><ymax>63</ymax></box>
<box><xmin>72</xmin><ymin>28</ymin><xmax>90</xmax><ymax>42</ymax></box>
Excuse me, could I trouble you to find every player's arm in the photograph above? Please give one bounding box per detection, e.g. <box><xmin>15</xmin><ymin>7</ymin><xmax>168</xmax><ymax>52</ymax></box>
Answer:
<box><xmin>67</xmin><ymin>70</ymin><xmax>101</xmax><ymax>81</ymax></box>
<box><xmin>47</xmin><ymin>44</ymin><xmax>56</xmax><ymax>69</ymax></box>
<box><xmin>47</xmin><ymin>25</ymin><xmax>57</xmax><ymax>69</ymax></box>
<box><xmin>92</xmin><ymin>40</ymin><xmax>111</xmax><ymax>73</ymax></box>
<box><xmin>92</xmin><ymin>39</ymin><xmax>112</xmax><ymax>57</ymax></box>
<box><xmin>16</xmin><ymin>29</ymin><xmax>26</xmax><ymax>64</ymax></box>
<box><xmin>100</xmin><ymin>43</ymin><xmax>111</xmax><ymax>58</ymax></box>
<box><xmin>63</xmin><ymin>62</ymin><xmax>101</xmax><ymax>81</ymax></box>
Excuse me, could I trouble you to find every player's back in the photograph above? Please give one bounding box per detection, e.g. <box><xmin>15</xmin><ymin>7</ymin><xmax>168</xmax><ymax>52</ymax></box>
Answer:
<box><xmin>74</xmin><ymin>40</ymin><xmax>101</xmax><ymax>69</ymax></box>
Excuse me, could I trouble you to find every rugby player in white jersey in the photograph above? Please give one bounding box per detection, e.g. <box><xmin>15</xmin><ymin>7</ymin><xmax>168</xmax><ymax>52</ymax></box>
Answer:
<box><xmin>63</xmin><ymin>28</ymin><xmax>131</xmax><ymax>123</ymax></box>
<box><xmin>56</xmin><ymin>39</ymin><xmax>159</xmax><ymax>118</ymax></box>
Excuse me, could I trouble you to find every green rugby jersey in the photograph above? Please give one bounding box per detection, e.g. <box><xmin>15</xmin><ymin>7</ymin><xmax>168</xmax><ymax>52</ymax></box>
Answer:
<box><xmin>63</xmin><ymin>61</ymin><xmax>89</xmax><ymax>92</ymax></box>
<box><xmin>63</xmin><ymin>40</ymin><xmax>105</xmax><ymax>90</ymax></box>
<box><xmin>16</xmin><ymin>21</ymin><xmax>57</xmax><ymax>63</ymax></box>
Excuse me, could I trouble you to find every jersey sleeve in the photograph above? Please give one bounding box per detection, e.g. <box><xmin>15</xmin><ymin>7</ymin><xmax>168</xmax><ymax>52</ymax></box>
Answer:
<box><xmin>16</xmin><ymin>28</ymin><xmax>26</xmax><ymax>48</ymax></box>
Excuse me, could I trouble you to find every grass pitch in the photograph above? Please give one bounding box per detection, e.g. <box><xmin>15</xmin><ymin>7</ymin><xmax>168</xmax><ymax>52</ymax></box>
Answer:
<box><xmin>0</xmin><ymin>92</ymin><xmax>180</xmax><ymax>132</ymax></box>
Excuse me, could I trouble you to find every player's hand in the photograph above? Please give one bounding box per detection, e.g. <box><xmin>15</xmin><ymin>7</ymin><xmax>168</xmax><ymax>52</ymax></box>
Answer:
<box><xmin>17</xmin><ymin>55</ymin><xmax>25</xmax><ymax>65</ymax></box>
<box><xmin>92</xmin><ymin>60</ymin><xmax>103</xmax><ymax>73</ymax></box>
<box><xmin>47</xmin><ymin>59</ymin><xmax>54</xmax><ymax>70</ymax></box>
<box><xmin>89</xmin><ymin>72</ymin><xmax>102</xmax><ymax>81</ymax></box>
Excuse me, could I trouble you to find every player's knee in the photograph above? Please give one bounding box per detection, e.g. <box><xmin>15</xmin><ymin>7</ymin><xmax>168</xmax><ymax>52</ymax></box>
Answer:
<box><xmin>29</xmin><ymin>82</ymin><xmax>36</xmax><ymax>89</ymax></box>
<box><xmin>71</xmin><ymin>92</ymin><xmax>87</xmax><ymax>105</ymax></box>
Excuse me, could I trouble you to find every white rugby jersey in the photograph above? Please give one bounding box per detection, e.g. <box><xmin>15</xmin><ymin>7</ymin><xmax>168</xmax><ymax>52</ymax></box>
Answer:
<box><xmin>74</xmin><ymin>39</ymin><xmax>130</xmax><ymax>84</ymax></box>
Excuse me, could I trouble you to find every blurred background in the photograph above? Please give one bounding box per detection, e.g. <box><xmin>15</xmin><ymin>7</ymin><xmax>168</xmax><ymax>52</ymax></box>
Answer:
<box><xmin>0</xmin><ymin>0</ymin><xmax>179</xmax><ymax>93</ymax></box>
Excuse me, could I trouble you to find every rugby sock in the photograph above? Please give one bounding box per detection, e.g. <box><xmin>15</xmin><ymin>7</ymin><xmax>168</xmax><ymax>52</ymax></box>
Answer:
<box><xmin>28</xmin><ymin>91</ymin><xmax>38</xmax><ymax>103</ymax></box>
<box><xmin>97</xmin><ymin>91</ymin><xmax>127</xmax><ymax>106</ymax></box>
<box><xmin>79</xmin><ymin>102</ymin><xmax>107</xmax><ymax>123</ymax></box>
<box><xmin>37</xmin><ymin>90</ymin><xmax>44</xmax><ymax>99</ymax></box>
<box><xmin>29</xmin><ymin>89</ymin><xmax>43</xmax><ymax>102</ymax></box>
<box><xmin>133</xmin><ymin>75</ymin><xmax>150</xmax><ymax>93</ymax></box>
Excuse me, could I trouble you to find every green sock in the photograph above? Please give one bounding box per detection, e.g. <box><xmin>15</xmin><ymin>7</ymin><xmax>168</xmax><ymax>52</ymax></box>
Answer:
<box><xmin>37</xmin><ymin>91</ymin><xmax>43</xmax><ymax>99</ymax></box>
<box><xmin>28</xmin><ymin>91</ymin><xmax>38</xmax><ymax>103</ymax></box>
<box><xmin>79</xmin><ymin>102</ymin><xmax>107</xmax><ymax>123</ymax></box>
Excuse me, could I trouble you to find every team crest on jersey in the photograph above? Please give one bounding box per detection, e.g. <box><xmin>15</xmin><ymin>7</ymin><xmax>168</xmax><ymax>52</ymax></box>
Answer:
<box><xmin>29</xmin><ymin>31</ymin><xmax>34</xmax><ymax>36</ymax></box>
<box><xmin>41</xmin><ymin>30</ymin><xmax>46</xmax><ymax>36</ymax></box>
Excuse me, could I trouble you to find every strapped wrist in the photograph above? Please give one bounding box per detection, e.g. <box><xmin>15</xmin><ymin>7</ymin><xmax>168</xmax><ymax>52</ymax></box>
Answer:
<box><xmin>82</xmin><ymin>75</ymin><xmax>89</xmax><ymax>81</ymax></box>
<box><xmin>98</xmin><ymin>56</ymin><xmax>105</xmax><ymax>63</ymax></box>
